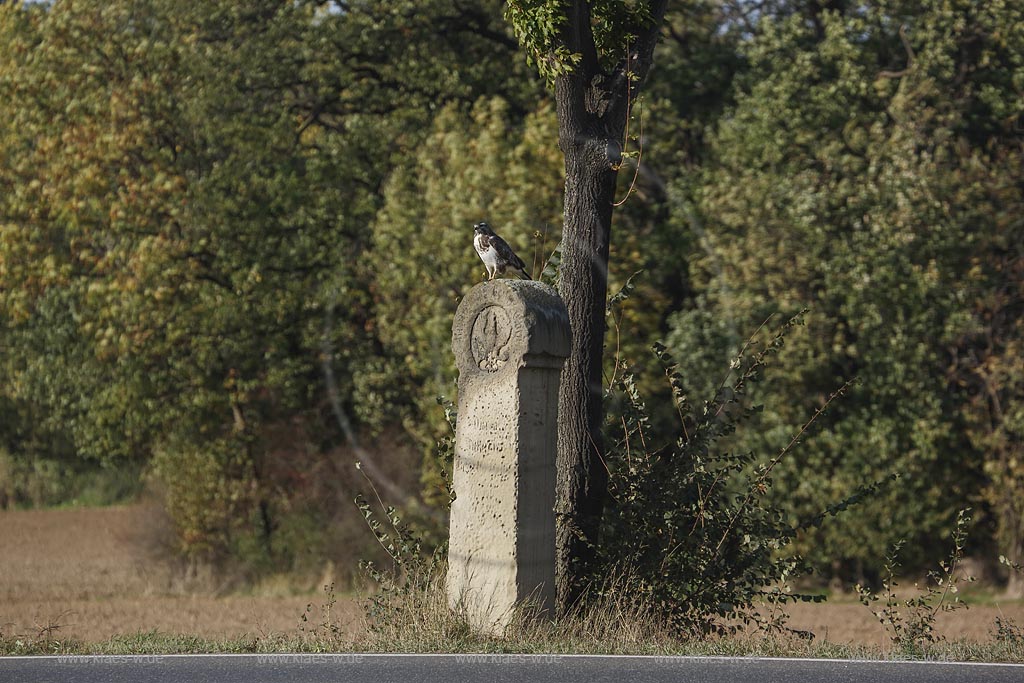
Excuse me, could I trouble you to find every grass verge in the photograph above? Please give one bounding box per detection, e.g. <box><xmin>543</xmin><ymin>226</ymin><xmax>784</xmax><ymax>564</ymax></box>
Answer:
<box><xmin>4</xmin><ymin>579</ymin><xmax>1022</xmax><ymax>663</ymax></box>
<box><xmin>3</xmin><ymin>630</ymin><xmax>1023</xmax><ymax>663</ymax></box>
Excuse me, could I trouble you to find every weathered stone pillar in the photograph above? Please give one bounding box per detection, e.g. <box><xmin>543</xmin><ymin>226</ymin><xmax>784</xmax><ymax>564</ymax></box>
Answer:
<box><xmin>448</xmin><ymin>279</ymin><xmax>570</xmax><ymax>634</ymax></box>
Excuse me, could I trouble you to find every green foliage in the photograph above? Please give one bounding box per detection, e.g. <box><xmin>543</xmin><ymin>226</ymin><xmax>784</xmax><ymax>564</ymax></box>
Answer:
<box><xmin>856</xmin><ymin>509</ymin><xmax>975</xmax><ymax>655</ymax></box>
<box><xmin>0</xmin><ymin>0</ymin><xmax>539</xmax><ymax>568</ymax></box>
<box><xmin>599</xmin><ymin>315</ymin><xmax>881</xmax><ymax>635</ymax></box>
<box><xmin>0</xmin><ymin>0</ymin><xmax>1022</xmax><ymax>598</ymax></box>
<box><xmin>504</xmin><ymin>0</ymin><xmax>576</xmax><ymax>81</ymax></box>
<box><xmin>363</xmin><ymin>97</ymin><xmax>563</xmax><ymax>453</ymax></box>
<box><xmin>0</xmin><ymin>0</ymin><xmax>345</xmax><ymax>460</ymax></box>
<box><xmin>505</xmin><ymin>0</ymin><xmax>656</xmax><ymax>82</ymax></box>
<box><xmin>356</xmin><ymin>490</ymin><xmax>449</xmax><ymax>631</ymax></box>
<box><xmin>147</xmin><ymin>436</ymin><xmax>259</xmax><ymax>563</ymax></box>
<box><xmin>993</xmin><ymin>617</ymin><xmax>1024</xmax><ymax>647</ymax></box>
<box><xmin>0</xmin><ymin>447</ymin><xmax>142</xmax><ymax>509</ymax></box>
<box><xmin>676</xmin><ymin>0</ymin><xmax>1024</xmax><ymax>579</ymax></box>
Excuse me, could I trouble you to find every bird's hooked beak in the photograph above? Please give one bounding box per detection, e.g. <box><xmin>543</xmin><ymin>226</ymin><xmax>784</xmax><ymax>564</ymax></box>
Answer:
<box><xmin>474</xmin><ymin>221</ymin><xmax>490</xmax><ymax>234</ymax></box>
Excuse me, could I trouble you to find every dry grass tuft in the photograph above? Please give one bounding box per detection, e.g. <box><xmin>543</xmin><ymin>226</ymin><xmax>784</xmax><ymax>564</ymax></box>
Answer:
<box><xmin>343</xmin><ymin>567</ymin><xmax>680</xmax><ymax>655</ymax></box>
<box><xmin>349</xmin><ymin>567</ymin><xmax>819</xmax><ymax>656</ymax></box>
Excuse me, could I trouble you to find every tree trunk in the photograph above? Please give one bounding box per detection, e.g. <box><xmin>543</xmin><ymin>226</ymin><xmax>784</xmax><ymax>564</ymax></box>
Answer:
<box><xmin>1008</xmin><ymin>565</ymin><xmax>1024</xmax><ymax>600</ymax></box>
<box><xmin>547</xmin><ymin>0</ymin><xmax>669</xmax><ymax>614</ymax></box>
<box><xmin>553</xmin><ymin>70</ymin><xmax>623</xmax><ymax>613</ymax></box>
<box><xmin>1002</xmin><ymin>500</ymin><xmax>1024</xmax><ymax>599</ymax></box>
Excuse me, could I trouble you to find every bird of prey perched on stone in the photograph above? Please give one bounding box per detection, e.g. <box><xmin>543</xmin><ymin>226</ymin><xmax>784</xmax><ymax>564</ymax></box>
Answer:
<box><xmin>473</xmin><ymin>222</ymin><xmax>532</xmax><ymax>280</ymax></box>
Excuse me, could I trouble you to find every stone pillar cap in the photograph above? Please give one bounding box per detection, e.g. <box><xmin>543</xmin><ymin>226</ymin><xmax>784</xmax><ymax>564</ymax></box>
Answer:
<box><xmin>452</xmin><ymin>280</ymin><xmax>570</xmax><ymax>381</ymax></box>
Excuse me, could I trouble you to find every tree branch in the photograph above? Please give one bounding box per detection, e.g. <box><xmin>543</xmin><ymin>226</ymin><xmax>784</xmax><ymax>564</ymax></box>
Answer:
<box><xmin>562</xmin><ymin>0</ymin><xmax>600</xmax><ymax>77</ymax></box>
<box><xmin>605</xmin><ymin>0</ymin><xmax>669</xmax><ymax>125</ymax></box>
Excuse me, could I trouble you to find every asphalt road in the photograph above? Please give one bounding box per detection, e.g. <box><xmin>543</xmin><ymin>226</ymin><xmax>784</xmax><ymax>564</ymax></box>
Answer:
<box><xmin>2</xmin><ymin>654</ymin><xmax>1023</xmax><ymax>683</ymax></box>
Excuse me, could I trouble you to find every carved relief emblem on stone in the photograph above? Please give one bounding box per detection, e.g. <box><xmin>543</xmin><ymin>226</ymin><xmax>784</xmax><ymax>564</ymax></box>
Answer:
<box><xmin>470</xmin><ymin>306</ymin><xmax>512</xmax><ymax>372</ymax></box>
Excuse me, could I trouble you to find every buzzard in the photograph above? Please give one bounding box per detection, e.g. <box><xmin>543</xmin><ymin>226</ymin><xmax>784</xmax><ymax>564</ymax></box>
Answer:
<box><xmin>473</xmin><ymin>222</ymin><xmax>531</xmax><ymax>280</ymax></box>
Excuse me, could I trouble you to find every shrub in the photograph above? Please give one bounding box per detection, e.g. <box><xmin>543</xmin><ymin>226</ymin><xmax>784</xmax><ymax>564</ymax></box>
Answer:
<box><xmin>597</xmin><ymin>314</ymin><xmax>885</xmax><ymax>635</ymax></box>
<box><xmin>856</xmin><ymin>509</ymin><xmax>975</xmax><ymax>655</ymax></box>
<box><xmin>147</xmin><ymin>436</ymin><xmax>259</xmax><ymax>565</ymax></box>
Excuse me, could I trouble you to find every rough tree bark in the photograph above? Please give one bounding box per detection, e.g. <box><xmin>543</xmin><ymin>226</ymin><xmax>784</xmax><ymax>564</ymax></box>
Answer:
<box><xmin>552</xmin><ymin>0</ymin><xmax>667</xmax><ymax>612</ymax></box>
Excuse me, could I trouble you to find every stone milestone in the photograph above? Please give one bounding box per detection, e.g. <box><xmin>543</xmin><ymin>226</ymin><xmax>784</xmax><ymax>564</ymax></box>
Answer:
<box><xmin>447</xmin><ymin>279</ymin><xmax>570</xmax><ymax>634</ymax></box>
